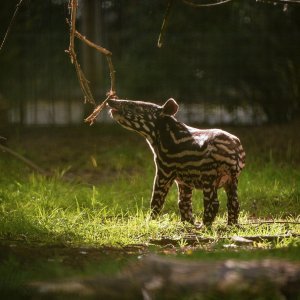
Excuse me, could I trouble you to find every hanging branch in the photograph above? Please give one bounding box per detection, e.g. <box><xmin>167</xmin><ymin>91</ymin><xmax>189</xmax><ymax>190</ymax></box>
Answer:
<box><xmin>157</xmin><ymin>0</ymin><xmax>232</xmax><ymax>49</ymax></box>
<box><xmin>66</xmin><ymin>0</ymin><xmax>117</xmax><ymax>124</ymax></box>
<box><xmin>73</xmin><ymin>30</ymin><xmax>117</xmax><ymax>99</ymax></box>
<box><xmin>0</xmin><ymin>0</ymin><xmax>25</xmax><ymax>52</ymax></box>
<box><xmin>157</xmin><ymin>0</ymin><xmax>174</xmax><ymax>48</ymax></box>
<box><xmin>256</xmin><ymin>0</ymin><xmax>300</xmax><ymax>4</ymax></box>
<box><xmin>182</xmin><ymin>0</ymin><xmax>233</xmax><ymax>8</ymax></box>
<box><xmin>66</xmin><ymin>0</ymin><xmax>95</xmax><ymax>105</ymax></box>
<box><xmin>182</xmin><ymin>0</ymin><xmax>300</xmax><ymax>7</ymax></box>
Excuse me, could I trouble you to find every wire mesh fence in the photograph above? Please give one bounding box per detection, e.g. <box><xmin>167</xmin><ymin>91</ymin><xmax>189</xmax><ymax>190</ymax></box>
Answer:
<box><xmin>1</xmin><ymin>0</ymin><xmax>299</xmax><ymax>127</ymax></box>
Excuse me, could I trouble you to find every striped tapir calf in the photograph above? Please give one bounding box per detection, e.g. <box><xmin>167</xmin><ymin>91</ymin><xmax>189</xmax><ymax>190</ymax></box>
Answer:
<box><xmin>107</xmin><ymin>98</ymin><xmax>245</xmax><ymax>226</ymax></box>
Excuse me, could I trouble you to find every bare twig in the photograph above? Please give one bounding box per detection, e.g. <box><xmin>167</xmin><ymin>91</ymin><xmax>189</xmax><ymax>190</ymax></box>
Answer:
<box><xmin>106</xmin><ymin>56</ymin><xmax>117</xmax><ymax>96</ymax></box>
<box><xmin>73</xmin><ymin>30</ymin><xmax>117</xmax><ymax>97</ymax></box>
<box><xmin>74</xmin><ymin>30</ymin><xmax>112</xmax><ymax>56</ymax></box>
<box><xmin>84</xmin><ymin>93</ymin><xmax>115</xmax><ymax>125</ymax></box>
<box><xmin>67</xmin><ymin>0</ymin><xmax>76</xmax><ymax>64</ymax></box>
<box><xmin>66</xmin><ymin>0</ymin><xmax>95</xmax><ymax>105</ymax></box>
<box><xmin>66</xmin><ymin>0</ymin><xmax>118</xmax><ymax>123</ymax></box>
<box><xmin>182</xmin><ymin>0</ymin><xmax>300</xmax><ymax>7</ymax></box>
<box><xmin>256</xmin><ymin>0</ymin><xmax>300</xmax><ymax>4</ymax></box>
<box><xmin>182</xmin><ymin>0</ymin><xmax>233</xmax><ymax>8</ymax></box>
<box><xmin>0</xmin><ymin>0</ymin><xmax>25</xmax><ymax>51</ymax></box>
<box><xmin>158</xmin><ymin>0</ymin><xmax>174</xmax><ymax>48</ymax></box>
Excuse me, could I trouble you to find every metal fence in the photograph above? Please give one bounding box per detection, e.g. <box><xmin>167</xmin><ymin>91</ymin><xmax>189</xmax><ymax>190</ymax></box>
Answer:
<box><xmin>3</xmin><ymin>0</ymin><xmax>296</xmax><ymax>127</ymax></box>
<box><xmin>7</xmin><ymin>99</ymin><xmax>267</xmax><ymax>126</ymax></box>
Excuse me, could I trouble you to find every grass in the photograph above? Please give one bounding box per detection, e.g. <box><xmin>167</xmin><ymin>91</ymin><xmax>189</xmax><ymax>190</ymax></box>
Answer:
<box><xmin>0</xmin><ymin>122</ymin><xmax>300</xmax><ymax>295</ymax></box>
<box><xmin>1</xmin><ymin>123</ymin><xmax>299</xmax><ymax>247</ymax></box>
<box><xmin>0</xmin><ymin>170</ymin><xmax>299</xmax><ymax>247</ymax></box>
<box><xmin>1</xmin><ymin>156</ymin><xmax>299</xmax><ymax>248</ymax></box>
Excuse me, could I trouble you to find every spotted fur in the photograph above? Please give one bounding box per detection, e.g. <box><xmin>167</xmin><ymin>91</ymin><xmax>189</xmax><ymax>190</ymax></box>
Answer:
<box><xmin>107</xmin><ymin>98</ymin><xmax>245</xmax><ymax>225</ymax></box>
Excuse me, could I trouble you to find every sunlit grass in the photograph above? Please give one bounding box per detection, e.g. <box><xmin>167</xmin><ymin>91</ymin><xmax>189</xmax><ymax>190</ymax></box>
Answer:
<box><xmin>0</xmin><ymin>165</ymin><xmax>299</xmax><ymax>249</ymax></box>
<box><xmin>1</xmin><ymin>124</ymin><xmax>300</xmax><ymax>251</ymax></box>
<box><xmin>1</xmin><ymin>124</ymin><xmax>300</xmax><ymax>296</ymax></box>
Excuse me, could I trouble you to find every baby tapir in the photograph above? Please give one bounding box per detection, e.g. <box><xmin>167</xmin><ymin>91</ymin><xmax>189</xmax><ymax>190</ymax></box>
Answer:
<box><xmin>107</xmin><ymin>98</ymin><xmax>245</xmax><ymax>226</ymax></box>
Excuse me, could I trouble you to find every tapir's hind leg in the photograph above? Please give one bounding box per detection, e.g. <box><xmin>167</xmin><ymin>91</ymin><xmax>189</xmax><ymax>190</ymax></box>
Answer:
<box><xmin>202</xmin><ymin>185</ymin><xmax>219</xmax><ymax>226</ymax></box>
<box><xmin>224</xmin><ymin>177</ymin><xmax>239</xmax><ymax>225</ymax></box>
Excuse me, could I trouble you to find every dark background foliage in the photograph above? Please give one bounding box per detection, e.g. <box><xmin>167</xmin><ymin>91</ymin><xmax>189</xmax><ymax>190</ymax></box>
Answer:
<box><xmin>0</xmin><ymin>0</ymin><xmax>299</xmax><ymax>123</ymax></box>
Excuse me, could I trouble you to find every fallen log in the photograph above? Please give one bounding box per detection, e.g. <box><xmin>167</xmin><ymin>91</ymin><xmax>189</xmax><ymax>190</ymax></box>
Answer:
<box><xmin>28</xmin><ymin>255</ymin><xmax>300</xmax><ymax>299</ymax></box>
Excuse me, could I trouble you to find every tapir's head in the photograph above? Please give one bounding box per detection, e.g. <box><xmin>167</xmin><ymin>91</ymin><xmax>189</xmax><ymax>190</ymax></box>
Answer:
<box><xmin>107</xmin><ymin>98</ymin><xmax>178</xmax><ymax>138</ymax></box>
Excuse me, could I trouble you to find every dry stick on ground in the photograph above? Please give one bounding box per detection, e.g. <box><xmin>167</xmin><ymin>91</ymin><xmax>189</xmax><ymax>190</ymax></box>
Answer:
<box><xmin>0</xmin><ymin>143</ymin><xmax>49</xmax><ymax>176</ymax></box>
<box><xmin>150</xmin><ymin>232</ymin><xmax>300</xmax><ymax>247</ymax></box>
<box><xmin>239</xmin><ymin>220</ymin><xmax>300</xmax><ymax>226</ymax></box>
<box><xmin>0</xmin><ymin>143</ymin><xmax>92</xmax><ymax>183</ymax></box>
<box><xmin>66</xmin><ymin>0</ymin><xmax>117</xmax><ymax>125</ymax></box>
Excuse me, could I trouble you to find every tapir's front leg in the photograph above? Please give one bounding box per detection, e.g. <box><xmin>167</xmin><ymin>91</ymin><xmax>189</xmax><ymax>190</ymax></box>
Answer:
<box><xmin>150</xmin><ymin>169</ymin><xmax>174</xmax><ymax>219</ymax></box>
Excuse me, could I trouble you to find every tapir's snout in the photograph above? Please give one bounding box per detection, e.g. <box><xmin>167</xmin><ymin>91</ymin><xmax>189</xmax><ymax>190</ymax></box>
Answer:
<box><xmin>107</xmin><ymin>99</ymin><xmax>126</xmax><ymax>120</ymax></box>
<box><xmin>107</xmin><ymin>99</ymin><xmax>119</xmax><ymax>109</ymax></box>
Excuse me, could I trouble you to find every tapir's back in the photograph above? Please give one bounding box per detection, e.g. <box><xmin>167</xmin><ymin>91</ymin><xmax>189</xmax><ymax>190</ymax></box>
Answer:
<box><xmin>190</xmin><ymin>127</ymin><xmax>246</xmax><ymax>174</ymax></box>
<box><xmin>156</xmin><ymin>118</ymin><xmax>245</xmax><ymax>189</ymax></box>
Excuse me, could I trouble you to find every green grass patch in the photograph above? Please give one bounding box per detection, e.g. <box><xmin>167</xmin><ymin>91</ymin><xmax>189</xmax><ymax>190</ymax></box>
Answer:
<box><xmin>1</xmin><ymin>168</ymin><xmax>299</xmax><ymax>248</ymax></box>
<box><xmin>1</xmin><ymin>124</ymin><xmax>299</xmax><ymax>248</ymax></box>
<box><xmin>0</xmin><ymin>123</ymin><xmax>300</xmax><ymax>293</ymax></box>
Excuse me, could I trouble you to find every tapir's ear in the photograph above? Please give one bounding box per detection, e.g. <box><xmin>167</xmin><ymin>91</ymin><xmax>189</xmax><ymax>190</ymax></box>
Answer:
<box><xmin>162</xmin><ymin>98</ymin><xmax>179</xmax><ymax>116</ymax></box>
